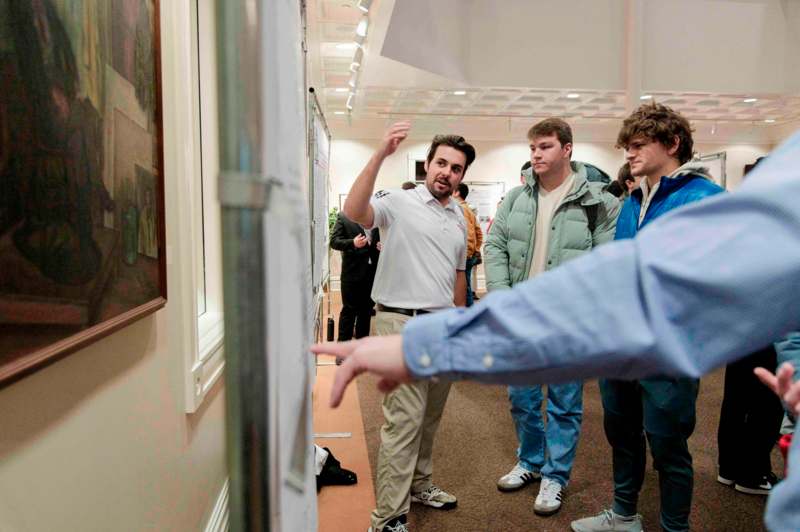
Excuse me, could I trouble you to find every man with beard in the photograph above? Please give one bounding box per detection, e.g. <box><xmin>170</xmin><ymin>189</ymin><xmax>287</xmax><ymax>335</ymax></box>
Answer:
<box><xmin>342</xmin><ymin>121</ymin><xmax>474</xmax><ymax>532</ymax></box>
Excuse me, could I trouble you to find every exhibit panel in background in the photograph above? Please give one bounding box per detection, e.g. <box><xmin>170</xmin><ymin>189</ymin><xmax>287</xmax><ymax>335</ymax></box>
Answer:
<box><xmin>466</xmin><ymin>181</ymin><xmax>507</xmax><ymax>238</ymax></box>
<box><xmin>0</xmin><ymin>0</ymin><xmax>166</xmax><ymax>386</ymax></box>
<box><xmin>308</xmin><ymin>92</ymin><xmax>332</xmax><ymax>338</ymax></box>
<box><xmin>695</xmin><ymin>151</ymin><xmax>727</xmax><ymax>189</ymax></box>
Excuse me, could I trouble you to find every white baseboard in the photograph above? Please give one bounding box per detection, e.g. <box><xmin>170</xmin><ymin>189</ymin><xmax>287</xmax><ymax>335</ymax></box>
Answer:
<box><xmin>204</xmin><ymin>478</ymin><xmax>229</xmax><ymax>532</ymax></box>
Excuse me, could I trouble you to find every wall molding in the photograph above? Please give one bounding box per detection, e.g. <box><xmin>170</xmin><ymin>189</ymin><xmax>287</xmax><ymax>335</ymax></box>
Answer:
<box><xmin>204</xmin><ymin>478</ymin><xmax>229</xmax><ymax>532</ymax></box>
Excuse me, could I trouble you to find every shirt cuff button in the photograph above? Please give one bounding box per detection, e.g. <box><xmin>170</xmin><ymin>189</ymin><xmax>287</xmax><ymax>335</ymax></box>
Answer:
<box><xmin>420</xmin><ymin>354</ymin><xmax>432</xmax><ymax>368</ymax></box>
<box><xmin>483</xmin><ymin>353</ymin><xmax>494</xmax><ymax>368</ymax></box>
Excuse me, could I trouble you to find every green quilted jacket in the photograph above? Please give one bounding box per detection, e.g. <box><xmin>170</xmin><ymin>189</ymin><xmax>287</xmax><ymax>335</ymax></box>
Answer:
<box><xmin>484</xmin><ymin>161</ymin><xmax>621</xmax><ymax>291</ymax></box>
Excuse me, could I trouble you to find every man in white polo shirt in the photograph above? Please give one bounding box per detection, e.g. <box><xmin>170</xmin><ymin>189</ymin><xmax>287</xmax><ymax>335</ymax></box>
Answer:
<box><xmin>343</xmin><ymin>121</ymin><xmax>474</xmax><ymax>532</ymax></box>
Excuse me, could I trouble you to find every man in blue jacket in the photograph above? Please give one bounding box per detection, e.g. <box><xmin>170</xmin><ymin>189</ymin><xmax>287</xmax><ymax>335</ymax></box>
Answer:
<box><xmin>312</xmin><ymin>128</ymin><xmax>800</xmax><ymax>532</ymax></box>
<box><xmin>570</xmin><ymin>103</ymin><xmax>724</xmax><ymax>532</ymax></box>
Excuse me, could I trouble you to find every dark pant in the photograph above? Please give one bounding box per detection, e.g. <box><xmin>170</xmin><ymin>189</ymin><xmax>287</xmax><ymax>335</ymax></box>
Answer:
<box><xmin>600</xmin><ymin>377</ymin><xmax>699</xmax><ymax>532</ymax></box>
<box><xmin>717</xmin><ymin>345</ymin><xmax>783</xmax><ymax>483</ymax></box>
<box><xmin>337</xmin><ymin>304</ymin><xmax>373</xmax><ymax>341</ymax></box>
<box><xmin>465</xmin><ymin>255</ymin><xmax>479</xmax><ymax>307</ymax></box>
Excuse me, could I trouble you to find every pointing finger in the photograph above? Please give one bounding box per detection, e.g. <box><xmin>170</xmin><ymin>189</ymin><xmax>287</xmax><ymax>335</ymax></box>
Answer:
<box><xmin>330</xmin><ymin>355</ymin><xmax>362</xmax><ymax>407</ymax></box>
<box><xmin>310</xmin><ymin>341</ymin><xmax>357</xmax><ymax>359</ymax></box>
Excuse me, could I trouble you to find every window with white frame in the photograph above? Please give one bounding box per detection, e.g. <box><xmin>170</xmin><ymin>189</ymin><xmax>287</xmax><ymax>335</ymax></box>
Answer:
<box><xmin>183</xmin><ymin>0</ymin><xmax>225</xmax><ymax>412</ymax></box>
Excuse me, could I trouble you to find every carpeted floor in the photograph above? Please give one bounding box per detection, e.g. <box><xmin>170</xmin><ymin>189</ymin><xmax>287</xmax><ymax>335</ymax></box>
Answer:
<box><xmin>357</xmin><ymin>369</ymin><xmax>783</xmax><ymax>531</ymax></box>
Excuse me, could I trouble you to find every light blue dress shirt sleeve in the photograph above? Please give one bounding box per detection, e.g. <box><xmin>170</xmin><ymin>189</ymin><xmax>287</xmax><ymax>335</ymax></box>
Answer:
<box><xmin>402</xmin><ymin>130</ymin><xmax>800</xmax><ymax>531</ymax></box>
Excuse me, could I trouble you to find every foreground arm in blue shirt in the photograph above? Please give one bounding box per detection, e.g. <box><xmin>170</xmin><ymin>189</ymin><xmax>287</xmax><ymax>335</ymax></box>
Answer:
<box><xmin>404</xmin><ymin>140</ymin><xmax>800</xmax><ymax>384</ymax></box>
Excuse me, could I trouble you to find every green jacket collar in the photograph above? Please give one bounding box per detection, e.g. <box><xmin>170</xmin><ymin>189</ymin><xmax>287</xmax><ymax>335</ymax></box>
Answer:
<box><xmin>522</xmin><ymin>161</ymin><xmax>603</xmax><ymax>206</ymax></box>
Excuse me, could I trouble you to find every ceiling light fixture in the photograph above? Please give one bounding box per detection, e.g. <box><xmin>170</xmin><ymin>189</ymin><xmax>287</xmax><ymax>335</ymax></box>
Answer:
<box><xmin>453</xmin><ymin>90</ymin><xmax>466</xmax><ymax>95</ymax></box>
<box><xmin>567</xmin><ymin>93</ymin><xmax>580</xmax><ymax>99</ymax></box>
<box><xmin>335</xmin><ymin>87</ymin><xmax>348</xmax><ymax>92</ymax></box>
<box><xmin>765</xmin><ymin>119</ymin><xmax>776</xmax><ymax>123</ymax></box>
<box><xmin>350</xmin><ymin>47</ymin><xmax>364</xmax><ymax>71</ymax></box>
<box><xmin>334</xmin><ymin>111</ymin><xmax>346</xmax><ymax>115</ymax></box>
<box><xmin>357</xmin><ymin>0</ymin><xmax>372</xmax><ymax>13</ymax></box>
<box><xmin>743</xmin><ymin>97</ymin><xmax>758</xmax><ymax>103</ymax></box>
<box><xmin>640</xmin><ymin>94</ymin><xmax>653</xmax><ymax>100</ymax></box>
<box><xmin>356</xmin><ymin>18</ymin><xmax>368</xmax><ymax>37</ymax></box>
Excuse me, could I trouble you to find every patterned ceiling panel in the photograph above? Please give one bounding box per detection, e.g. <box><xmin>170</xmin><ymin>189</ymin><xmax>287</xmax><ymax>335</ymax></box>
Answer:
<box><xmin>310</xmin><ymin>0</ymin><xmax>800</xmax><ymax>126</ymax></box>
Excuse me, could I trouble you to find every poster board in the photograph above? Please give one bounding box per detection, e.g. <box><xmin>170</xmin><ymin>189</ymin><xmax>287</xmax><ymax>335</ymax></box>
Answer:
<box><xmin>308</xmin><ymin>97</ymin><xmax>331</xmax><ymax>296</ymax></box>
<box><xmin>465</xmin><ymin>181</ymin><xmax>507</xmax><ymax>237</ymax></box>
<box><xmin>695</xmin><ymin>151</ymin><xmax>727</xmax><ymax>189</ymax></box>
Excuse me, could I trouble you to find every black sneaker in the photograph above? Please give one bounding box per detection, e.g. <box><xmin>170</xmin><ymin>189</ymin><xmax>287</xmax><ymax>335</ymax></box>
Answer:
<box><xmin>735</xmin><ymin>472</ymin><xmax>778</xmax><ymax>495</ymax></box>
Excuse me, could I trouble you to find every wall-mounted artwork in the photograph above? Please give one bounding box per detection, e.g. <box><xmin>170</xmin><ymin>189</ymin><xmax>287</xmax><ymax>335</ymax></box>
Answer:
<box><xmin>0</xmin><ymin>0</ymin><xmax>166</xmax><ymax>386</ymax></box>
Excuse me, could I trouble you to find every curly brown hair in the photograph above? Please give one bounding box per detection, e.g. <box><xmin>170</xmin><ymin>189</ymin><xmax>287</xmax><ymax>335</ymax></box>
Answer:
<box><xmin>616</xmin><ymin>102</ymin><xmax>694</xmax><ymax>164</ymax></box>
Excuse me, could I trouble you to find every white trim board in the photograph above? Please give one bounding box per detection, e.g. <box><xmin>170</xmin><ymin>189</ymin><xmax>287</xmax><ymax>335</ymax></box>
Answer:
<box><xmin>204</xmin><ymin>479</ymin><xmax>229</xmax><ymax>532</ymax></box>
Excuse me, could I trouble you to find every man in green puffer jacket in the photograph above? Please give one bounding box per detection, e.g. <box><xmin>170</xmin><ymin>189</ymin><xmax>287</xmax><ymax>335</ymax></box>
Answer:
<box><xmin>485</xmin><ymin>118</ymin><xmax>621</xmax><ymax>516</ymax></box>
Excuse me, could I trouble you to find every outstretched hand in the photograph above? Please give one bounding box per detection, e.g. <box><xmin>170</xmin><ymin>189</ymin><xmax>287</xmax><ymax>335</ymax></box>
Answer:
<box><xmin>310</xmin><ymin>335</ymin><xmax>410</xmax><ymax>407</ymax></box>
<box><xmin>755</xmin><ymin>362</ymin><xmax>800</xmax><ymax>417</ymax></box>
<box><xmin>379</xmin><ymin>121</ymin><xmax>411</xmax><ymax>158</ymax></box>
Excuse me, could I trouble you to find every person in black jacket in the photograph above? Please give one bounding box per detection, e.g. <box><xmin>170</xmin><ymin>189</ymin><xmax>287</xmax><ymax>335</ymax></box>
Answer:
<box><xmin>330</xmin><ymin>212</ymin><xmax>380</xmax><ymax>341</ymax></box>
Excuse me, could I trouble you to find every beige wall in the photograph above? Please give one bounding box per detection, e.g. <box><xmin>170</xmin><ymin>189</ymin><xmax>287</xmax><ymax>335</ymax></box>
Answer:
<box><xmin>0</xmin><ymin>3</ymin><xmax>227</xmax><ymax>531</ymax></box>
<box><xmin>0</xmin><ymin>317</ymin><xmax>226</xmax><ymax>531</ymax></box>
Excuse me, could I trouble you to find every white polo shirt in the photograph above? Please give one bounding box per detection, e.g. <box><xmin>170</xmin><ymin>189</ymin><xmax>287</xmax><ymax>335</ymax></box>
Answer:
<box><xmin>366</xmin><ymin>186</ymin><xmax>467</xmax><ymax>310</ymax></box>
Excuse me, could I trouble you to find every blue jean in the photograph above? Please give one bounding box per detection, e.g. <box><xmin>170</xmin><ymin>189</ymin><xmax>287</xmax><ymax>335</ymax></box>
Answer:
<box><xmin>508</xmin><ymin>382</ymin><xmax>583</xmax><ymax>487</ymax></box>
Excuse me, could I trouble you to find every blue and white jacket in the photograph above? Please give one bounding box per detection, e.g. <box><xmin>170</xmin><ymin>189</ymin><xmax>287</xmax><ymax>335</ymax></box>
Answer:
<box><xmin>615</xmin><ymin>162</ymin><xmax>725</xmax><ymax>240</ymax></box>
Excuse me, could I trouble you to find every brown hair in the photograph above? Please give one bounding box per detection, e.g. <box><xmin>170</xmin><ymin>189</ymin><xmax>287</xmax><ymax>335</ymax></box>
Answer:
<box><xmin>616</xmin><ymin>102</ymin><xmax>694</xmax><ymax>164</ymax></box>
<box><xmin>617</xmin><ymin>162</ymin><xmax>634</xmax><ymax>184</ymax></box>
<box><xmin>527</xmin><ymin>118</ymin><xmax>573</xmax><ymax>147</ymax></box>
<box><xmin>426</xmin><ymin>135</ymin><xmax>476</xmax><ymax>173</ymax></box>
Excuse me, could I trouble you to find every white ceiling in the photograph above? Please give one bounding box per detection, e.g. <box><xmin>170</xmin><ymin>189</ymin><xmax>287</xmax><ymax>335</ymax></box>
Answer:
<box><xmin>306</xmin><ymin>0</ymin><xmax>800</xmax><ymax>139</ymax></box>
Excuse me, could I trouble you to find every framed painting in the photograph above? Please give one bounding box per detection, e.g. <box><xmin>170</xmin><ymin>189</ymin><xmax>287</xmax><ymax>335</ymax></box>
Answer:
<box><xmin>0</xmin><ymin>0</ymin><xmax>166</xmax><ymax>386</ymax></box>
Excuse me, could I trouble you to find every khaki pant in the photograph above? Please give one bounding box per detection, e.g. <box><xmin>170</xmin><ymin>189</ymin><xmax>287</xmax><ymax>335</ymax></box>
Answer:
<box><xmin>370</xmin><ymin>311</ymin><xmax>452</xmax><ymax>531</ymax></box>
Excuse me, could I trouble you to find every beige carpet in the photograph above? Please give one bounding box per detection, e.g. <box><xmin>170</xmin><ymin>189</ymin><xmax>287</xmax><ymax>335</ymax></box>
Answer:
<box><xmin>357</xmin><ymin>370</ymin><xmax>782</xmax><ymax>531</ymax></box>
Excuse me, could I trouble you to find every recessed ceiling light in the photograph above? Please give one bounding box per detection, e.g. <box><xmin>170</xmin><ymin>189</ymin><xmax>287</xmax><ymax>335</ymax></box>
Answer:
<box><xmin>356</xmin><ymin>18</ymin><xmax>368</xmax><ymax>37</ymax></box>
<box><xmin>640</xmin><ymin>94</ymin><xmax>653</xmax><ymax>100</ymax></box>
<box><xmin>334</xmin><ymin>111</ymin><xmax>346</xmax><ymax>115</ymax></box>
<box><xmin>453</xmin><ymin>90</ymin><xmax>466</xmax><ymax>96</ymax></box>
<box><xmin>765</xmin><ymin>119</ymin><xmax>776</xmax><ymax>123</ymax></box>
<box><xmin>567</xmin><ymin>93</ymin><xmax>580</xmax><ymax>99</ymax></box>
<box><xmin>336</xmin><ymin>42</ymin><xmax>357</xmax><ymax>50</ymax></box>
<box><xmin>743</xmin><ymin>97</ymin><xmax>758</xmax><ymax>103</ymax></box>
<box><xmin>335</xmin><ymin>87</ymin><xmax>348</xmax><ymax>92</ymax></box>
